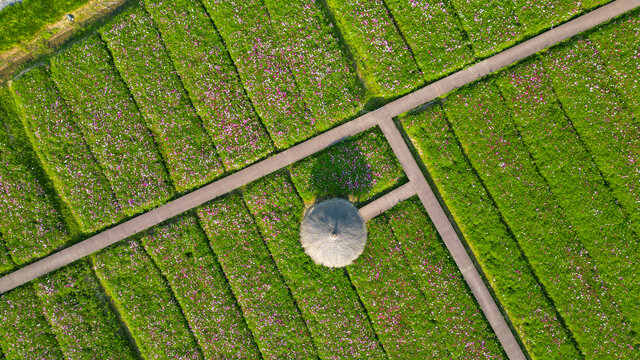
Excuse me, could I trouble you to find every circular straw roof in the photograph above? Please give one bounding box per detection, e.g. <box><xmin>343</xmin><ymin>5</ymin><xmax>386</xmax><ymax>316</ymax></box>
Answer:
<box><xmin>300</xmin><ymin>198</ymin><xmax>367</xmax><ymax>268</ymax></box>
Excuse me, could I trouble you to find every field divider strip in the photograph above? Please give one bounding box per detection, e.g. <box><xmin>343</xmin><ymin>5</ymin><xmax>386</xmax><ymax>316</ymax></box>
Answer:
<box><xmin>378</xmin><ymin>116</ymin><xmax>526</xmax><ymax>360</ymax></box>
<box><xmin>358</xmin><ymin>182</ymin><xmax>416</xmax><ymax>222</ymax></box>
<box><xmin>0</xmin><ymin>0</ymin><xmax>637</xmax><ymax>296</ymax></box>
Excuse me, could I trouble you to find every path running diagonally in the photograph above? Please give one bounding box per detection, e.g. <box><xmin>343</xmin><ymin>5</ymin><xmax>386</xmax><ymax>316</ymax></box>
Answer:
<box><xmin>1</xmin><ymin>1</ymin><xmax>639</xmax><ymax>358</ymax></box>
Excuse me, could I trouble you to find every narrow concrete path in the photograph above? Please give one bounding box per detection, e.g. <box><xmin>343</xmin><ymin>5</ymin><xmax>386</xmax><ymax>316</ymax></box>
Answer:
<box><xmin>378</xmin><ymin>116</ymin><xmax>526</xmax><ymax>360</ymax></box>
<box><xmin>358</xmin><ymin>182</ymin><xmax>416</xmax><ymax>221</ymax></box>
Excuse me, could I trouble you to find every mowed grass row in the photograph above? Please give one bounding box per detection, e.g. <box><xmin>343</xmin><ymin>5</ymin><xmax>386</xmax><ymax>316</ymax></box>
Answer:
<box><xmin>401</xmin><ymin>104</ymin><xmax>581</xmax><ymax>359</ymax></box>
<box><xmin>100</xmin><ymin>5</ymin><xmax>224</xmax><ymax>193</ymax></box>
<box><xmin>141</xmin><ymin>0</ymin><xmax>274</xmax><ymax>170</ymax></box>
<box><xmin>201</xmin><ymin>0</ymin><xmax>316</xmax><ymax>148</ymax></box>
<box><xmin>0</xmin><ymin>87</ymin><xmax>68</xmax><ymax>266</ymax></box>
<box><xmin>385</xmin><ymin>199</ymin><xmax>505</xmax><ymax>359</ymax></box>
<box><xmin>263</xmin><ymin>0</ymin><xmax>364</xmax><ymax>130</ymax></box>
<box><xmin>542</xmin><ymin>40</ymin><xmax>640</xmax><ymax>237</ymax></box>
<box><xmin>197</xmin><ymin>194</ymin><xmax>317</xmax><ymax>359</ymax></box>
<box><xmin>243</xmin><ymin>172</ymin><xmax>385</xmax><ymax>359</ymax></box>
<box><xmin>11</xmin><ymin>67</ymin><xmax>123</xmax><ymax>233</ymax></box>
<box><xmin>32</xmin><ymin>261</ymin><xmax>137</xmax><ymax>360</ymax></box>
<box><xmin>92</xmin><ymin>240</ymin><xmax>202</xmax><ymax>359</ymax></box>
<box><xmin>443</xmin><ymin>82</ymin><xmax>636</xmax><ymax>358</ymax></box>
<box><xmin>50</xmin><ymin>35</ymin><xmax>174</xmax><ymax>217</ymax></box>
<box><xmin>139</xmin><ymin>215</ymin><xmax>261</xmax><ymax>358</ymax></box>
<box><xmin>496</xmin><ymin>60</ymin><xmax>640</xmax><ymax>340</ymax></box>
<box><xmin>326</xmin><ymin>0</ymin><xmax>423</xmax><ymax>97</ymax></box>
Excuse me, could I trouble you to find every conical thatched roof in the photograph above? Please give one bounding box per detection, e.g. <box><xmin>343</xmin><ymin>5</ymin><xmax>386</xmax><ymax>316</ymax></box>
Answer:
<box><xmin>300</xmin><ymin>198</ymin><xmax>366</xmax><ymax>268</ymax></box>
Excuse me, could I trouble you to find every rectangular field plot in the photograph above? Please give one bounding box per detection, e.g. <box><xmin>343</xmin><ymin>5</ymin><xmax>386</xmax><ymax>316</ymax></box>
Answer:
<box><xmin>33</xmin><ymin>261</ymin><xmax>136</xmax><ymax>360</ymax></box>
<box><xmin>243</xmin><ymin>172</ymin><xmax>386</xmax><ymax>359</ymax></box>
<box><xmin>100</xmin><ymin>5</ymin><xmax>224</xmax><ymax>192</ymax></box>
<box><xmin>289</xmin><ymin>127</ymin><xmax>405</xmax><ymax>204</ymax></box>
<box><xmin>443</xmin><ymin>82</ymin><xmax>636</xmax><ymax>358</ymax></box>
<box><xmin>401</xmin><ymin>104</ymin><xmax>581</xmax><ymax>360</ymax></box>
<box><xmin>50</xmin><ymin>35</ymin><xmax>173</xmax><ymax>217</ymax></box>
<box><xmin>0</xmin><ymin>87</ymin><xmax>69</xmax><ymax>266</ymax></box>
<box><xmin>11</xmin><ymin>67</ymin><xmax>123</xmax><ymax>233</ymax></box>
<box><xmin>139</xmin><ymin>214</ymin><xmax>261</xmax><ymax>359</ymax></box>
<box><xmin>141</xmin><ymin>0</ymin><xmax>274</xmax><ymax>170</ymax></box>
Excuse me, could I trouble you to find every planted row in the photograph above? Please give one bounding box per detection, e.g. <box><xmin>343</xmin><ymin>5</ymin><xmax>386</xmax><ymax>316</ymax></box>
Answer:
<box><xmin>11</xmin><ymin>67</ymin><xmax>122</xmax><ymax>233</ymax></box>
<box><xmin>263</xmin><ymin>0</ymin><xmax>363</xmax><ymax>129</ymax></box>
<box><xmin>50</xmin><ymin>35</ymin><xmax>173</xmax><ymax>217</ymax></box>
<box><xmin>326</xmin><ymin>0</ymin><xmax>422</xmax><ymax>97</ymax></box>
<box><xmin>141</xmin><ymin>0</ymin><xmax>273</xmax><ymax>170</ymax></box>
<box><xmin>443</xmin><ymin>82</ymin><xmax>636</xmax><ymax>358</ymax></box>
<box><xmin>289</xmin><ymin>127</ymin><xmax>405</xmax><ymax>204</ymax></box>
<box><xmin>201</xmin><ymin>0</ymin><xmax>315</xmax><ymax>148</ymax></box>
<box><xmin>139</xmin><ymin>214</ymin><xmax>261</xmax><ymax>358</ymax></box>
<box><xmin>401</xmin><ymin>104</ymin><xmax>581</xmax><ymax>359</ymax></box>
<box><xmin>92</xmin><ymin>239</ymin><xmax>202</xmax><ymax>359</ymax></box>
<box><xmin>197</xmin><ymin>194</ymin><xmax>316</xmax><ymax>359</ymax></box>
<box><xmin>243</xmin><ymin>172</ymin><xmax>385</xmax><ymax>359</ymax></box>
<box><xmin>0</xmin><ymin>87</ymin><xmax>68</xmax><ymax>265</ymax></box>
<box><xmin>100</xmin><ymin>5</ymin><xmax>224</xmax><ymax>192</ymax></box>
<box><xmin>33</xmin><ymin>261</ymin><xmax>136</xmax><ymax>360</ymax></box>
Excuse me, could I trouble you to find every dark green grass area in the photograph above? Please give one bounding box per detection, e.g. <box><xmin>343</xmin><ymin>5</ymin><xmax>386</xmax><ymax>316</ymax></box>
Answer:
<box><xmin>0</xmin><ymin>0</ymin><xmax>88</xmax><ymax>51</ymax></box>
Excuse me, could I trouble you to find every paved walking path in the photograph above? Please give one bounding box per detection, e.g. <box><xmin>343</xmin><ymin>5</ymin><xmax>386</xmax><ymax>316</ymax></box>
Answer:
<box><xmin>1</xmin><ymin>1</ymin><xmax>638</xmax><ymax>357</ymax></box>
<box><xmin>358</xmin><ymin>182</ymin><xmax>417</xmax><ymax>221</ymax></box>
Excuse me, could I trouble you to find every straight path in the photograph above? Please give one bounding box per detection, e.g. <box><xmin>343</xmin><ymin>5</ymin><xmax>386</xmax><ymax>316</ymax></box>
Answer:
<box><xmin>378</xmin><ymin>116</ymin><xmax>526</xmax><ymax>360</ymax></box>
<box><xmin>358</xmin><ymin>182</ymin><xmax>416</xmax><ymax>221</ymax></box>
<box><xmin>1</xmin><ymin>7</ymin><xmax>637</xmax><ymax>357</ymax></box>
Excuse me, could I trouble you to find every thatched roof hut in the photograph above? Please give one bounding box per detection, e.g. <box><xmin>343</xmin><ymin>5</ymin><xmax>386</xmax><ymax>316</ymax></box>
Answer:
<box><xmin>300</xmin><ymin>198</ymin><xmax>366</xmax><ymax>268</ymax></box>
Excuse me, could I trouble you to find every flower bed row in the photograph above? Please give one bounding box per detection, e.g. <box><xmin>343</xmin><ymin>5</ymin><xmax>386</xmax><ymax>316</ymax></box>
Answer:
<box><xmin>201</xmin><ymin>0</ymin><xmax>316</xmax><ymax>148</ymax></box>
<box><xmin>33</xmin><ymin>261</ymin><xmax>136</xmax><ymax>360</ymax></box>
<box><xmin>263</xmin><ymin>0</ymin><xmax>363</xmax><ymax>130</ymax></box>
<box><xmin>400</xmin><ymin>104</ymin><xmax>581</xmax><ymax>359</ymax></box>
<box><xmin>289</xmin><ymin>127</ymin><xmax>405</xmax><ymax>204</ymax></box>
<box><xmin>100</xmin><ymin>5</ymin><xmax>224</xmax><ymax>192</ymax></box>
<box><xmin>92</xmin><ymin>239</ymin><xmax>202</xmax><ymax>359</ymax></box>
<box><xmin>50</xmin><ymin>35</ymin><xmax>173</xmax><ymax>217</ymax></box>
<box><xmin>141</xmin><ymin>0</ymin><xmax>274</xmax><ymax>170</ymax></box>
<box><xmin>242</xmin><ymin>171</ymin><xmax>385</xmax><ymax>359</ymax></box>
<box><xmin>326</xmin><ymin>0</ymin><xmax>422</xmax><ymax>97</ymax></box>
<box><xmin>443</xmin><ymin>82</ymin><xmax>636</xmax><ymax>358</ymax></box>
<box><xmin>496</xmin><ymin>60</ymin><xmax>640</xmax><ymax>340</ymax></box>
<box><xmin>0</xmin><ymin>87</ymin><xmax>69</xmax><ymax>266</ymax></box>
<box><xmin>197</xmin><ymin>194</ymin><xmax>315</xmax><ymax>359</ymax></box>
<box><xmin>139</xmin><ymin>214</ymin><xmax>261</xmax><ymax>359</ymax></box>
<box><xmin>11</xmin><ymin>67</ymin><xmax>122</xmax><ymax>233</ymax></box>
<box><xmin>386</xmin><ymin>198</ymin><xmax>506</xmax><ymax>358</ymax></box>
<box><xmin>0</xmin><ymin>285</ymin><xmax>63</xmax><ymax>359</ymax></box>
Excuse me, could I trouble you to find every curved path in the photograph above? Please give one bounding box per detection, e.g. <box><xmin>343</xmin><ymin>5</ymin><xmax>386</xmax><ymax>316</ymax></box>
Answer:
<box><xmin>2</xmin><ymin>1</ymin><xmax>639</xmax><ymax>358</ymax></box>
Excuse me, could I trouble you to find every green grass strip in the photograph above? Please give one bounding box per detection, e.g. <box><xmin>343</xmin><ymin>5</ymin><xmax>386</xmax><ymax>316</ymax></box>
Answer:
<box><xmin>384</xmin><ymin>0</ymin><xmax>474</xmax><ymax>82</ymax></box>
<box><xmin>139</xmin><ymin>214</ymin><xmax>261</xmax><ymax>358</ymax></box>
<box><xmin>0</xmin><ymin>285</ymin><xmax>64</xmax><ymax>359</ymax></box>
<box><xmin>197</xmin><ymin>194</ymin><xmax>316</xmax><ymax>359</ymax></box>
<box><xmin>11</xmin><ymin>67</ymin><xmax>122</xmax><ymax>233</ymax></box>
<box><xmin>289</xmin><ymin>127</ymin><xmax>404</xmax><ymax>204</ymax></box>
<box><xmin>400</xmin><ymin>104</ymin><xmax>581</xmax><ymax>359</ymax></box>
<box><xmin>387</xmin><ymin>198</ymin><xmax>507</xmax><ymax>358</ymax></box>
<box><xmin>141</xmin><ymin>0</ymin><xmax>274</xmax><ymax>170</ymax></box>
<box><xmin>347</xmin><ymin>214</ymin><xmax>450</xmax><ymax>359</ymax></box>
<box><xmin>590</xmin><ymin>10</ymin><xmax>640</xmax><ymax>116</ymax></box>
<box><xmin>0</xmin><ymin>237</ymin><xmax>11</xmax><ymax>274</ymax></box>
<box><xmin>243</xmin><ymin>171</ymin><xmax>385</xmax><ymax>359</ymax></box>
<box><xmin>100</xmin><ymin>5</ymin><xmax>224</xmax><ymax>192</ymax></box>
<box><xmin>443</xmin><ymin>82</ymin><xmax>637</xmax><ymax>358</ymax></box>
<box><xmin>92</xmin><ymin>239</ymin><xmax>202</xmax><ymax>359</ymax></box>
<box><xmin>0</xmin><ymin>87</ymin><xmax>69</xmax><ymax>265</ymax></box>
<box><xmin>201</xmin><ymin>0</ymin><xmax>316</xmax><ymax>148</ymax></box>
<box><xmin>543</xmin><ymin>39</ymin><xmax>640</xmax><ymax>237</ymax></box>
<box><xmin>33</xmin><ymin>260</ymin><xmax>136</xmax><ymax>360</ymax></box>
<box><xmin>326</xmin><ymin>0</ymin><xmax>422</xmax><ymax>97</ymax></box>
<box><xmin>263</xmin><ymin>0</ymin><xmax>363</xmax><ymax>130</ymax></box>
<box><xmin>496</xmin><ymin>60</ymin><xmax>640</xmax><ymax>343</ymax></box>
<box><xmin>50</xmin><ymin>35</ymin><xmax>173</xmax><ymax>217</ymax></box>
